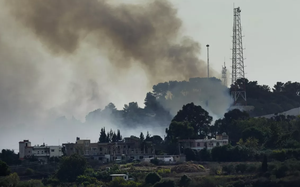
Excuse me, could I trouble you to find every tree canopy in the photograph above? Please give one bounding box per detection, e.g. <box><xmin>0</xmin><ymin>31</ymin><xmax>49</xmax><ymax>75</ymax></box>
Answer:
<box><xmin>56</xmin><ymin>154</ymin><xmax>87</xmax><ymax>182</ymax></box>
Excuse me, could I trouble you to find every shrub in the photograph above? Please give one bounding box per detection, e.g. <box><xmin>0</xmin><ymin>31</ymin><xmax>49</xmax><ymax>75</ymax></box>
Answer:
<box><xmin>179</xmin><ymin>175</ymin><xmax>191</xmax><ymax>187</ymax></box>
<box><xmin>246</xmin><ymin>164</ymin><xmax>258</xmax><ymax>173</ymax></box>
<box><xmin>76</xmin><ymin>175</ymin><xmax>99</xmax><ymax>185</ymax></box>
<box><xmin>24</xmin><ymin>168</ymin><xmax>35</xmax><ymax>176</ymax></box>
<box><xmin>0</xmin><ymin>160</ymin><xmax>10</xmax><ymax>176</ymax></box>
<box><xmin>150</xmin><ymin>158</ymin><xmax>161</xmax><ymax>165</ymax></box>
<box><xmin>235</xmin><ymin>164</ymin><xmax>247</xmax><ymax>174</ymax></box>
<box><xmin>194</xmin><ymin>177</ymin><xmax>216</xmax><ymax>187</ymax></box>
<box><xmin>154</xmin><ymin>179</ymin><xmax>175</xmax><ymax>187</ymax></box>
<box><xmin>56</xmin><ymin>154</ymin><xmax>87</xmax><ymax>182</ymax></box>
<box><xmin>157</xmin><ymin>168</ymin><xmax>171</xmax><ymax>177</ymax></box>
<box><xmin>145</xmin><ymin>172</ymin><xmax>161</xmax><ymax>185</ymax></box>
<box><xmin>0</xmin><ymin>173</ymin><xmax>19</xmax><ymax>187</ymax></box>
<box><xmin>209</xmin><ymin>165</ymin><xmax>222</xmax><ymax>175</ymax></box>
<box><xmin>273</xmin><ymin>165</ymin><xmax>289</xmax><ymax>178</ymax></box>
<box><xmin>108</xmin><ymin>177</ymin><xmax>141</xmax><ymax>187</ymax></box>
<box><xmin>17</xmin><ymin>179</ymin><xmax>44</xmax><ymax>187</ymax></box>
<box><xmin>222</xmin><ymin>164</ymin><xmax>235</xmax><ymax>175</ymax></box>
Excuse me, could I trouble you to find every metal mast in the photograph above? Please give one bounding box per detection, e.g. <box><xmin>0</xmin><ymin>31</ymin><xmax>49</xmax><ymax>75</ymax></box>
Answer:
<box><xmin>222</xmin><ymin>62</ymin><xmax>227</xmax><ymax>86</ymax></box>
<box><xmin>206</xmin><ymin>44</ymin><xmax>210</xmax><ymax>78</ymax></box>
<box><xmin>231</xmin><ymin>7</ymin><xmax>246</xmax><ymax>105</ymax></box>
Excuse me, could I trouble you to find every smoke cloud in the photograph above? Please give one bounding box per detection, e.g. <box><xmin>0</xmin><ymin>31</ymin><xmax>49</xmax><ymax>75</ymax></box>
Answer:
<box><xmin>6</xmin><ymin>0</ymin><xmax>215</xmax><ymax>84</ymax></box>
<box><xmin>0</xmin><ymin>0</ymin><xmax>224</xmax><ymax>150</ymax></box>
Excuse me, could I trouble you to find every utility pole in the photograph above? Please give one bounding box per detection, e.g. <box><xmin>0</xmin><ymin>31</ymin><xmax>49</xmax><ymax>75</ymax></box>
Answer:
<box><xmin>206</xmin><ymin>44</ymin><xmax>210</xmax><ymax>78</ymax></box>
<box><xmin>231</xmin><ymin>7</ymin><xmax>246</xmax><ymax>105</ymax></box>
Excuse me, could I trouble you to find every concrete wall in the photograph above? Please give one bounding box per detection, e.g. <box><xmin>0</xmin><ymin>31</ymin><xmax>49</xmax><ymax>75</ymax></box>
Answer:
<box><xmin>19</xmin><ymin>141</ymin><xmax>31</xmax><ymax>159</ymax></box>
<box><xmin>49</xmin><ymin>146</ymin><xmax>63</xmax><ymax>157</ymax></box>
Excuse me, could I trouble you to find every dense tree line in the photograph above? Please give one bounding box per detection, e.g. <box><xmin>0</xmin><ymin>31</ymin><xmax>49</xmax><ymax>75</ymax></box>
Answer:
<box><xmin>232</xmin><ymin>78</ymin><xmax>300</xmax><ymax>116</ymax></box>
<box><xmin>98</xmin><ymin>128</ymin><xmax>122</xmax><ymax>143</ymax></box>
<box><xmin>85</xmin><ymin>77</ymin><xmax>300</xmax><ymax>132</ymax></box>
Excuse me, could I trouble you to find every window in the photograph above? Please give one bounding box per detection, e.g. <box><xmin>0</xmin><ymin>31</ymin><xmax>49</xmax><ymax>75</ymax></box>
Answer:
<box><xmin>37</xmin><ymin>151</ymin><xmax>39</xmax><ymax>154</ymax></box>
<box><xmin>42</xmin><ymin>151</ymin><xmax>44</xmax><ymax>154</ymax></box>
<box><xmin>197</xmin><ymin>143</ymin><xmax>200</xmax><ymax>147</ymax></box>
<box><xmin>100</xmin><ymin>148</ymin><xmax>102</xmax><ymax>151</ymax></box>
<box><xmin>51</xmin><ymin>149</ymin><xmax>55</xmax><ymax>152</ymax></box>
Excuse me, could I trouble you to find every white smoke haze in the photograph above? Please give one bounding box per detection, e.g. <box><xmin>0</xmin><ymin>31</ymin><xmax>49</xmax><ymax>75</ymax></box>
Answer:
<box><xmin>0</xmin><ymin>0</ymin><xmax>232</xmax><ymax>151</ymax></box>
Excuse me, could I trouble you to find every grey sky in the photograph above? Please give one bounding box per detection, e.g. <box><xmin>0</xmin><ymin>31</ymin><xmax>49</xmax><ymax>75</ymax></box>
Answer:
<box><xmin>171</xmin><ymin>0</ymin><xmax>300</xmax><ymax>87</ymax></box>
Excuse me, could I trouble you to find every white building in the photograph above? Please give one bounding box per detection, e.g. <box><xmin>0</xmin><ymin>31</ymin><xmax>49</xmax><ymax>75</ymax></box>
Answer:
<box><xmin>179</xmin><ymin>133</ymin><xmax>229</xmax><ymax>151</ymax></box>
<box><xmin>19</xmin><ymin>140</ymin><xmax>63</xmax><ymax>163</ymax></box>
<box><xmin>19</xmin><ymin>140</ymin><xmax>32</xmax><ymax>159</ymax></box>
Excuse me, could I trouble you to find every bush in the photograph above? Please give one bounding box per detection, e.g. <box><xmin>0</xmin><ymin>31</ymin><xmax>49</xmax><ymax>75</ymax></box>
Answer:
<box><xmin>0</xmin><ymin>160</ymin><xmax>10</xmax><ymax>176</ymax></box>
<box><xmin>209</xmin><ymin>164</ymin><xmax>222</xmax><ymax>175</ymax></box>
<box><xmin>17</xmin><ymin>179</ymin><xmax>44</xmax><ymax>187</ymax></box>
<box><xmin>193</xmin><ymin>177</ymin><xmax>216</xmax><ymax>187</ymax></box>
<box><xmin>24</xmin><ymin>168</ymin><xmax>34</xmax><ymax>176</ymax></box>
<box><xmin>153</xmin><ymin>179</ymin><xmax>175</xmax><ymax>187</ymax></box>
<box><xmin>222</xmin><ymin>164</ymin><xmax>235</xmax><ymax>175</ymax></box>
<box><xmin>157</xmin><ymin>168</ymin><xmax>171</xmax><ymax>177</ymax></box>
<box><xmin>246</xmin><ymin>164</ymin><xmax>258</xmax><ymax>173</ymax></box>
<box><xmin>56</xmin><ymin>154</ymin><xmax>87</xmax><ymax>182</ymax></box>
<box><xmin>145</xmin><ymin>172</ymin><xmax>161</xmax><ymax>185</ymax></box>
<box><xmin>150</xmin><ymin>158</ymin><xmax>161</xmax><ymax>165</ymax></box>
<box><xmin>76</xmin><ymin>175</ymin><xmax>100</xmax><ymax>186</ymax></box>
<box><xmin>95</xmin><ymin>171</ymin><xmax>110</xmax><ymax>182</ymax></box>
<box><xmin>0</xmin><ymin>173</ymin><xmax>19</xmax><ymax>187</ymax></box>
<box><xmin>235</xmin><ymin>164</ymin><xmax>247</xmax><ymax>174</ymax></box>
<box><xmin>179</xmin><ymin>175</ymin><xmax>191</xmax><ymax>187</ymax></box>
<box><xmin>108</xmin><ymin>177</ymin><xmax>141</xmax><ymax>187</ymax></box>
<box><xmin>273</xmin><ymin>165</ymin><xmax>289</xmax><ymax>178</ymax></box>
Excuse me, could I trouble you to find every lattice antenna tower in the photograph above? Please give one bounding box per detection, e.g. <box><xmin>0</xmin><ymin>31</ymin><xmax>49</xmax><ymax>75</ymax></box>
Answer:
<box><xmin>222</xmin><ymin>62</ymin><xmax>227</xmax><ymax>87</ymax></box>
<box><xmin>231</xmin><ymin>7</ymin><xmax>246</xmax><ymax>104</ymax></box>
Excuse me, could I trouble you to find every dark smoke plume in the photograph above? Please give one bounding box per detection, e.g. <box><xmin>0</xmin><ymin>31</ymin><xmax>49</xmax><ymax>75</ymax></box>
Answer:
<box><xmin>6</xmin><ymin>0</ymin><xmax>215</xmax><ymax>84</ymax></box>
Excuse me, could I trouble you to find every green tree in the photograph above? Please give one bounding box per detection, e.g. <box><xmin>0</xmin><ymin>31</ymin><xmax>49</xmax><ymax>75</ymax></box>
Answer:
<box><xmin>0</xmin><ymin>160</ymin><xmax>10</xmax><ymax>176</ymax></box>
<box><xmin>99</xmin><ymin>128</ymin><xmax>107</xmax><ymax>143</ymax></box>
<box><xmin>166</xmin><ymin>121</ymin><xmax>195</xmax><ymax>142</ymax></box>
<box><xmin>112</xmin><ymin>131</ymin><xmax>118</xmax><ymax>143</ymax></box>
<box><xmin>171</xmin><ymin>103</ymin><xmax>212</xmax><ymax>138</ymax></box>
<box><xmin>117</xmin><ymin>129</ymin><xmax>122</xmax><ymax>141</ymax></box>
<box><xmin>0</xmin><ymin>149</ymin><xmax>21</xmax><ymax>165</ymax></box>
<box><xmin>140</xmin><ymin>132</ymin><xmax>145</xmax><ymax>142</ymax></box>
<box><xmin>56</xmin><ymin>154</ymin><xmax>87</xmax><ymax>182</ymax></box>
<box><xmin>179</xmin><ymin>175</ymin><xmax>191</xmax><ymax>187</ymax></box>
<box><xmin>145</xmin><ymin>172</ymin><xmax>161</xmax><ymax>185</ymax></box>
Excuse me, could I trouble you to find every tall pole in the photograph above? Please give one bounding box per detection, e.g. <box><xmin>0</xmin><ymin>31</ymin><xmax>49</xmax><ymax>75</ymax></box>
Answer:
<box><xmin>231</xmin><ymin>7</ymin><xmax>246</xmax><ymax>105</ymax></box>
<box><xmin>206</xmin><ymin>44</ymin><xmax>210</xmax><ymax>78</ymax></box>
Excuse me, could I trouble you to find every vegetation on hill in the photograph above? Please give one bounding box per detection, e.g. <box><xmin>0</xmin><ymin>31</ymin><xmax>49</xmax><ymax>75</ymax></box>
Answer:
<box><xmin>232</xmin><ymin>78</ymin><xmax>300</xmax><ymax>116</ymax></box>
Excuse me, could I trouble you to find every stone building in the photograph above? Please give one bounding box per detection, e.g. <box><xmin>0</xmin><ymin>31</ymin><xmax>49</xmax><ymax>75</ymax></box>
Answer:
<box><xmin>62</xmin><ymin>136</ymin><xmax>155</xmax><ymax>163</ymax></box>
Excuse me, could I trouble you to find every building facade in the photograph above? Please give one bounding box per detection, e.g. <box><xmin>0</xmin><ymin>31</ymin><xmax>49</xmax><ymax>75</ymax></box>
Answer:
<box><xmin>63</xmin><ymin>136</ymin><xmax>155</xmax><ymax>163</ymax></box>
<box><xmin>179</xmin><ymin>133</ymin><xmax>229</xmax><ymax>152</ymax></box>
<box><xmin>19</xmin><ymin>140</ymin><xmax>63</xmax><ymax>163</ymax></box>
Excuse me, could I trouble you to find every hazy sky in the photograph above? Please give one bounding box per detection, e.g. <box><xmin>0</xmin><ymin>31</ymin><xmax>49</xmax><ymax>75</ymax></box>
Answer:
<box><xmin>170</xmin><ymin>0</ymin><xmax>300</xmax><ymax>87</ymax></box>
<box><xmin>1</xmin><ymin>0</ymin><xmax>300</xmax><ymax>151</ymax></box>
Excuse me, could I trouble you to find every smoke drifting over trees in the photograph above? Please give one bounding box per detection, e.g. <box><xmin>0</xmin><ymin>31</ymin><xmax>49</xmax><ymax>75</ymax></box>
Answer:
<box><xmin>6</xmin><ymin>0</ymin><xmax>216</xmax><ymax>84</ymax></box>
<box><xmin>0</xmin><ymin>0</ymin><xmax>231</xmax><ymax>150</ymax></box>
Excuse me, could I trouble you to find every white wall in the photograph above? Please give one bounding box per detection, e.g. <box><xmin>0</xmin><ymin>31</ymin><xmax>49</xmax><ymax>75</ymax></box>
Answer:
<box><xmin>49</xmin><ymin>146</ymin><xmax>63</xmax><ymax>157</ymax></box>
